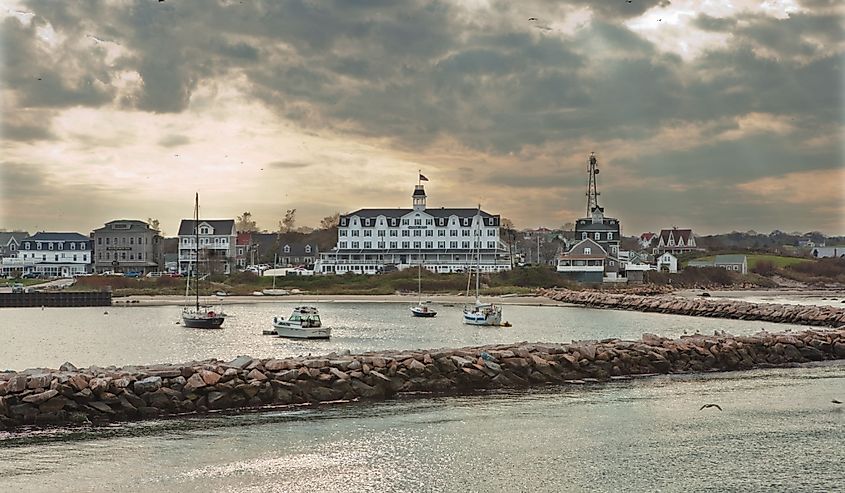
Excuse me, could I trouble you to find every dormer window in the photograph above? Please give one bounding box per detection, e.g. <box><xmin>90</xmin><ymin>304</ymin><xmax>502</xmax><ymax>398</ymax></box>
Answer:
<box><xmin>25</xmin><ymin>242</ymin><xmax>30</xmax><ymax>249</ymax></box>
<box><xmin>200</xmin><ymin>227</ymin><xmax>210</xmax><ymax>234</ymax></box>
<box><xmin>365</xmin><ymin>219</ymin><xmax>371</xmax><ymax>226</ymax></box>
<box><xmin>71</xmin><ymin>242</ymin><xmax>76</xmax><ymax>250</ymax></box>
<box><xmin>284</xmin><ymin>245</ymin><xmax>290</xmax><ymax>253</ymax></box>
<box><xmin>58</xmin><ymin>243</ymin><xmax>63</xmax><ymax>250</ymax></box>
<box><xmin>305</xmin><ymin>245</ymin><xmax>312</xmax><ymax>253</ymax></box>
<box><xmin>48</xmin><ymin>243</ymin><xmax>54</xmax><ymax>250</ymax></box>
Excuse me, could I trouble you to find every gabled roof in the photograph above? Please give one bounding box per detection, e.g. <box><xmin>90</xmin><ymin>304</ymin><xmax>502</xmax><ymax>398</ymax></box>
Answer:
<box><xmin>640</xmin><ymin>232</ymin><xmax>656</xmax><ymax>240</ymax></box>
<box><xmin>279</xmin><ymin>242</ymin><xmax>319</xmax><ymax>256</ymax></box>
<box><xmin>25</xmin><ymin>232</ymin><xmax>90</xmax><ymax>242</ymax></box>
<box><xmin>562</xmin><ymin>238</ymin><xmax>608</xmax><ymax>257</ymax></box>
<box><xmin>178</xmin><ymin>219</ymin><xmax>235</xmax><ymax>236</ymax></box>
<box><xmin>659</xmin><ymin>228</ymin><xmax>693</xmax><ymax>244</ymax></box>
<box><xmin>0</xmin><ymin>232</ymin><xmax>30</xmax><ymax>245</ymax></box>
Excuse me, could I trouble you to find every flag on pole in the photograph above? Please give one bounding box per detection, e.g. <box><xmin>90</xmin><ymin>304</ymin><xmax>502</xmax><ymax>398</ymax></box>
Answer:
<box><xmin>419</xmin><ymin>173</ymin><xmax>429</xmax><ymax>182</ymax></box>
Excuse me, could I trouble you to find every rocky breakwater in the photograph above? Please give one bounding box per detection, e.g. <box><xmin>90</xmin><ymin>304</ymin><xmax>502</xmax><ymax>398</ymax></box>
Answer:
<box><xmin>539</xmin><ymin>288</ymin><xmax>845</xmax><ymax>327</ymax></box>
<box><xmin>2</xmin><ymin>328</ymin><xmax>844</xmax><ymax>430</ymax></box>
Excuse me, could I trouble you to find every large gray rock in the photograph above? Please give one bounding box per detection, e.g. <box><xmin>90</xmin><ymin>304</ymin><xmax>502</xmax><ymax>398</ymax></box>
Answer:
<box><xmin>22</xmin><ymin>389</ymin><xmax>58</xmax><ymax>405</ymax></box>
<box><xmin>133</xmin><ymin>376</ymin><xmax>163</xmax><ymax>394</ymax></box>
<box><xmin>59</xmin><ymin>362</ymin><xmax>78</xmax><ymax>372</ymax></box>
<box><xmin>6</xmin><ymin>375</ymin><xmax>27</xmax><ymax>393</ymax></box>
<box><xmin>228</xmin><ymin>356</ymin><xmax>254</xmax><ymax>370</ymax></box>
<box><xmin>27</xmin><ymin>373</ymin><xmax>52</xmax><ymax>390</ymax></box>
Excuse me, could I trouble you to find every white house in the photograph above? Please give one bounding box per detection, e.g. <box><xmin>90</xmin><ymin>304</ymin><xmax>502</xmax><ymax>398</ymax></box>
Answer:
<box><xmin>178</xmin><ymin>219</ymin><xmax>237</xmax><ymax>274</ymax></box>
<box><xmin>654</xmin><ymin>227</ymin><xmax>702</xmax><ymax>255</ymax></box>
<box><xmin>657</xmin><ymin>252</ymin><xmax>678</xmax><ymax>273</ymax></box>
<box><xmin>317</xmin><ymin>184</ymin><xmax>512</xmax><ymax>275</ymax></box>
<box><xmin>4</xmin><ymin>232</ymin><xmax>92</xmax><ymax>277</ymax></box>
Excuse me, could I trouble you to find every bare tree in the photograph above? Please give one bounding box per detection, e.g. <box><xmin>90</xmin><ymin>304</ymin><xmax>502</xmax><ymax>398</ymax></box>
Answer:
<box><xmin>147</xmin><ymin>218</ymin><xmax>162</xmax><ymax>235</ymax></box>
<box><xmin>236</xmin><ymin>211</ymin><xmax>258</xmax><ymax>232</ymax></box>
<box><xmin>278</xmin><ymin>208</ymin><xmax>297</xmax><ymax>233</ymax></box>
<box><xmin>319</xmin><ymin>212</ymin><xmax>340</xmax><ymax>230</ymax></box>
<box><xmin>562</xmin><ymin>222</ymin><xmax>575</xmax><ymax>232</ymax></box>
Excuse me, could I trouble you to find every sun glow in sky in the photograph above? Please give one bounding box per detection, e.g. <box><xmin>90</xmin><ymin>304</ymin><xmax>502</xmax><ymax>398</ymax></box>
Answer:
<box><xmin>1</xmin><ymin>0</ymin><xmax>842</xmax><ymax>235</ymax></box>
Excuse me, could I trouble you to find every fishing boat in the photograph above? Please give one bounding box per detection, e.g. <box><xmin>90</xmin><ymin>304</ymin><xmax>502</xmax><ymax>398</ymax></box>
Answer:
<box><xmin>181</xmin><ymin>193</ymin><xmax>226</xmax><ymax>329</ymax></box>
<box><xmin>410</xmin><ymin>251</ymin><xmax>437</xmax><ymax>317</ymax></box>
<box><xmin>273</xmin><ymin>306</ymin><xmax>331</xmax><ymax>339</ymax></box>
<box><xmin>463</xmin><ymin>206</ymin><xmax>502</xmax><ymax>326</ymax></box>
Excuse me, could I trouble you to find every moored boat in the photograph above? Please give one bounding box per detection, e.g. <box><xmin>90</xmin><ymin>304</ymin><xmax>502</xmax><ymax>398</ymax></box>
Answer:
<box><xmin>411</xmin><ymin>300</ymin><xmax>437</xmax><ymax>317</ymax></box>
<box><xmin>181</xmin><ymin>193</ymin><xmax>226</xmax><ymax>329</ymax></box>
<box><xmin>273</xmin><ymin>306</ymin><xmax>331</xmax><ymax>339</ymax></box>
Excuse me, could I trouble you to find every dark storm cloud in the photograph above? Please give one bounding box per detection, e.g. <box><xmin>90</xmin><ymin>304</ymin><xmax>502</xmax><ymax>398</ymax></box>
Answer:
<box><xmin>3</xmin><ymin>0</ymin><xmax>842</xmax><ymax>231</ymax></box>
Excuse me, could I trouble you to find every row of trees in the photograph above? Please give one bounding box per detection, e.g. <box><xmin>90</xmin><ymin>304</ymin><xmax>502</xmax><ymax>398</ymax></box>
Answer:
<box><xmin>235</xmin><ymin>211</ymin><xmax>341</xmax><ymax>234</ymax></box>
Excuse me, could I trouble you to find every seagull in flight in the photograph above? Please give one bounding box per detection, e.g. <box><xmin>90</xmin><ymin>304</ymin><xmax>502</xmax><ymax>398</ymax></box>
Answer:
<box><xmin>700</xmin><ymin>404</ymin><xmax>722</xmax><ymax>411</ymax></box>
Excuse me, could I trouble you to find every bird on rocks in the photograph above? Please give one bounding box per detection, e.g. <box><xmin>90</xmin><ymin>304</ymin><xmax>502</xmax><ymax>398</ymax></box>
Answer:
<box><xmin>700</xmin><ymin>404</ymin><xmax>722</xmax><ymax>411</ymax></box>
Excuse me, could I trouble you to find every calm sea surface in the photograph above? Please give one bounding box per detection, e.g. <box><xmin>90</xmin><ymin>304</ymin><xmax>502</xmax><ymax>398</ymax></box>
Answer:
<box><xmin>0</xmin><ymin>301</ymin><xmax>811</xmax><ymax>370</ymax></box>
<box><xmin>0</xmin><ymin>302</ymin><xmax>842</xmax><ymax>492</ymax></box>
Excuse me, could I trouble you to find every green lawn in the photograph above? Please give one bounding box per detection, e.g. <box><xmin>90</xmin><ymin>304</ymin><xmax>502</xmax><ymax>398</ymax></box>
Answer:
<box><xmin>5</xmin><ymin>278</ymin><xmax>50</xmax><ymax>287</ymax></box>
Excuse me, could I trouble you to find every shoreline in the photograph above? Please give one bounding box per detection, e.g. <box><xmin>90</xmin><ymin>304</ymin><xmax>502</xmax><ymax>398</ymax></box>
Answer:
<box><xmin>112</xmin><ymin>293</ymin><xmax>574</xmax><ymax>307</ymax></box>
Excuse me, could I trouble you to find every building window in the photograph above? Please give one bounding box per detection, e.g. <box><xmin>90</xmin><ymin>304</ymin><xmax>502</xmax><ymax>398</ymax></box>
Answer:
<box><xmin>377</xmin><ymin>242</ymin><xmax>385</xmax><ymax>248</ymax></box>
<box><xmin>413</xmin><ymin>230</ymin><xmax>421</xmax><ymax>237</ymax></box>
<box><xmin>80</xmin><ymin>243</ymin><xmax>86</xmax><ymax>250</ymax></box>
<box><xmin>425</xmin><ymin>241</ymin><xmax>433</xmax><ymax>249</ymax></box>
<box><xmin>48</xmin><ymin>243</ymin><xmax>53</xmax><ymax>250</ymax></box>
<box><xmin>389</xmin><ymin>230</ymin><xmax>398</xmax><ymax>237</ymax></box>
<box><xmin>340</xmin><ymin>230</ymin><xmax>347</xmax><ymax>236</ymax></box>
<box><xmin>70</xmin><ymin>243</ymin><xmax>76</xmax><ymax>250</ymax></box>
<box><xmin>365</xmin><ymin>219</ymin><xmax>371</xmax><ymax>226</ymax></box>
<box><xmin>402</xmin><ymin>219</ymin><xmax>409</xmax><ymax>225</ymax></box>
<box><xmin>351</xmin><ymin>242</ymin><xmax>359</xmax><ymax>248</ymax></box>
<box><xmin>584</xmin><ymin>247</ymin><xmax>592</xmax><ymax>255</ymax></box>
<box><xmin>462</xmin><ymin>241</ymin><xmax>470</xmax><ymax>248</ymax></box>
<box><xmin>438</xmin><ymin>241</ymin><xmax>445</xmax><ymax>249</ymax></box>
<box><xmin>284</xmin><ymin>245</ymin><xmax>290</xmax><ymax>253</ymax></box>
<box><xmin>363</xmin><ymin>242</ymin><xmax>371</xmax><ymax>248</ymax></box>
<box><xmin>377</xmin><ymin>230</ymin><xmax>385</xmax><ymax>237</ymax></box>
<box><xmin>305</xmin><ymin>245</ymin><xmax>312</xmax><ymax>253</ymax></box>
<box><xmin>390</xmin><ymin>241</ymin><xmax>397</xmax><ymax>249</ymax></box>
<box><xmin>339</xmin><ymin>242</ymin><xmax>347</xmax><ymax>249</ymax></box>
<box><xmin>426</xmin><ymin>219</ymin><xmax>433</xmax><ymax>225</ymax></box>
<box><xmin>402</xmin><ymin>230</ymin><xmax>410</xmax><ymax>237</ymax></box>
<box><xmin>425</xmin><ymin>230</ymin><xmax>433</xmax><ymax>237</ymax></box>
<box><xmin>351</xmin><ymin>230</ymin><xmax>360</xmax><ymax>237</ymax></box>
<box><xmin>487</xmin><ymin>242</ymin><xmax>495</xmax><ymax>248</ymax></box>
<box><xmin>83</xmin><ymin>255</ymin><xmax>87</xmax><ymax>262</ymax></box>
<box><xmin>58</xmin><ymin>243</ymin><xmax>63</xmax><ymax>250</ymax></box>
<box><xmin>450</xmin><ymin>241</ymin><xmax>458</xmax><ymax>248</ymax></box>
<box><xmin>608</xmin><ymin>233</ymin><xmax>613</xmax><ymax>240</ymax></box>
<box><xmin>582</xmin><ymin>233</ymin><xmax>587</xmax><ymax>239</ymax></box>
<box><xmin>414</xmin><ymin>219</ymin><xmax>421</xmax><ymax>225</ymax></box>
<box><xmin>438</xmin><ymin>230</ymin><xmax>446</xmax><ymax>237</ymax></box>
<box><xmin>413</xmin><ymin>241</ymin><xmax>421</xmax><ymax>249</ymax></box>
<box><xmin>450</xmin><ymin>230</ymin><xmax>458</xmax><ymax>237</ymax></box>
<box><xmin>130</xmin><ymin>237</ymin><xmax>134</xmax><ymax>245</ymax></box>
<box><xmin>25</xmin><ymin>242</ymin><xmax>30</xmax><ymax>249</ymax></box>
<box><xmin>594</xmin><ymin>233</ymin><xmax>600</xmax><ymax>240</ymax></box>
<box><xmin>364</xmin><ymin>230</ymin><xmax>372</xmax><ymax>237</ymax></box>
<box><xmin>462</xmin><ymin>230</ymin><xmax>470</xmax><ymax>237</ymax></box>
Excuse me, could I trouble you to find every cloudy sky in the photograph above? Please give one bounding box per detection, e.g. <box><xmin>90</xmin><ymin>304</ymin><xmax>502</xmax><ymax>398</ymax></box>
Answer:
<box><xmin>1</xmin><ymin>0</ymin><xmax>842</xmax><ymax>236</ymax></box>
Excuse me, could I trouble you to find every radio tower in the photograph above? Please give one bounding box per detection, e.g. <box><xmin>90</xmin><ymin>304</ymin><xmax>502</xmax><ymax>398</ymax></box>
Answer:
<box><xmin>585</xmin><ymin>152</ymin><xmax>600</xmax><ymax>216</ymax></box>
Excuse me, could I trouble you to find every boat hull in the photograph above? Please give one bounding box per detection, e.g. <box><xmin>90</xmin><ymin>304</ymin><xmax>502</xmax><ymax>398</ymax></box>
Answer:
<box><xmin>462</xmin><ymin>308</ymin><xmax>502</xmax><ymax>326</ymax></box>
<box><xmin>182</xmin><ymin>315</ymin><xmax>225</xmax><ymax>329</ymax></box>
<box><xmin>274</xmin><ymin>323</ymin><xmax>331</xmax><ymax>339</ymax></box>
<box><xmin>410</xmin><ymin>306</ymin><xmax>437</xmax><ymax>317</ymax></box>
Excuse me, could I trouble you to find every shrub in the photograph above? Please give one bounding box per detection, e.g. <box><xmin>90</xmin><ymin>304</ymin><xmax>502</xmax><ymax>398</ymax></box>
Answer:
<box><xmin>751</xmin><ymin>260</ymin><xmax>776</xmax><ymax>276</ymax></box>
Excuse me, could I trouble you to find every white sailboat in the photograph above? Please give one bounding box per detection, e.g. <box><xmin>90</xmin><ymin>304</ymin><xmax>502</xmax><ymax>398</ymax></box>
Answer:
<box><xmin>410</xmin><ymin>250</ymin><xmax>437</xmax><ymax>317</ymax></box>
<box><xmin>463</xmin><ymin>206</ymin><xmax>502</xmax><ymax>326</ymax></box>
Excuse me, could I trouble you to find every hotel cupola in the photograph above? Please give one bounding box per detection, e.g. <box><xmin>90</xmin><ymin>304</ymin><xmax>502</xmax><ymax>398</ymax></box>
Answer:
<box><xmin>412</xmin><ymin>185</ymin><xmax>427</xmax><ymax>212</ymax></box>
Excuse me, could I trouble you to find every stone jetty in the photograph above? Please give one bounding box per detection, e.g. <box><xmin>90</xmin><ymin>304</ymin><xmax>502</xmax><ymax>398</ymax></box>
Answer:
<box><xmin>540</xmin><ymin>288</ymin><xmax>845</xmax><ymax>327</ymax></box>
<box><xmin>1</xmin><ymin>328</ymin><xmax>844</xmax><ymax>430</ymax></box>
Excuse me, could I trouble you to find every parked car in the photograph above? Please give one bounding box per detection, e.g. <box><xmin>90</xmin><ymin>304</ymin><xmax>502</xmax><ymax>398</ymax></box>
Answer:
<box><xmin>145</xmin><ymin>272</ymin><xmax>164</xmax><ymax>278</ymax></box>
<box><xmin>21</xmin><ymin>272</ymin><xmax>38</xmax><ymax>279</ymax></box>
<box><xmin>124</xmin><ymin>272</ymin><xmax>142</xmax><ymax>278</ymax></box>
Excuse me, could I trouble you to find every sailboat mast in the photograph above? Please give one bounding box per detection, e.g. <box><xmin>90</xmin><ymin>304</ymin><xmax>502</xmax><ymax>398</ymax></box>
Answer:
<box><xmin>195</xmin><ymin>192</ymin><xmax>199</xmax><ymax>311</ymax></box>
<box><xmin>475</xmin><ymin>205</ymin><xmax>481</xmax><ymax>301</ymax></box>
<box><xmin>418</xmin><ymin>248</ymin><xmax>422</xmax><ymax>303</ymax></box>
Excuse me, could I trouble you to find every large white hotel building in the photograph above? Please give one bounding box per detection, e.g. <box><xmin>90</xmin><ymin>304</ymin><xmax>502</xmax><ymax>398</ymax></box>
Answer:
<box><xmin>316</xmin><ymin>185</ymin><xmax>512</xmax><ymax>275</ymax></box>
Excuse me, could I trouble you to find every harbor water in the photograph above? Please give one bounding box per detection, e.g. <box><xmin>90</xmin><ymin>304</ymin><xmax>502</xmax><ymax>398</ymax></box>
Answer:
<box><xmin>0</xmin><ymin>302</ymin><xmax>842</xmax><ymax>492</ymax></box>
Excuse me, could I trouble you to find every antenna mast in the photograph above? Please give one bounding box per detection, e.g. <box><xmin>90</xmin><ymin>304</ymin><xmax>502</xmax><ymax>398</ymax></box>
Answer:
<box><xmin>585</xmin><ymin>152</ymin><xmax>601</xmax><ymax>216</ymax></box>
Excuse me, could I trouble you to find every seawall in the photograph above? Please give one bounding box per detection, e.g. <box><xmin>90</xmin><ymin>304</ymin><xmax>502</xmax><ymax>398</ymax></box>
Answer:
<box><xmin>540</xmin><ymin>288</ymin><xmax>845</xmax><ymax>327</ymax></box>
<box><xmin>1</xmin><ymin>328</ymin><xmax>844</xmax><ymax>430</ymax></box>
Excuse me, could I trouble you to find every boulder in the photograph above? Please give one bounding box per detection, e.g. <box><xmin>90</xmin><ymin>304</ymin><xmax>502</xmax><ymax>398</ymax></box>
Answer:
<box><xmin>39</xmin><ymin>396</ymin><xmax>68</xmax><ymax>413</ymax></box>
<box><xmin>22</xmin><ymin>389</ymin><xmax>59</xmax><ymax>405</ymax></box>
<box><xmin>264</xmin><ymin>359</ymin><xmax>287</xmax><ymax>371</ymax></box>
<box><xmin>227</xmin><ymin>355</ymin><xmax>254</xmax><ymax>370</ymax></box>
<box><xmin>183</xmin><ymin>373</ymin><xmax>207</xmax><ymax>391</ymax></box>
<box><xmin>59</xmin><ymin>362</ymin><xmax>78</xmax><ymax>372</ymax></box>
<box><xmin>200</xmin><ymin>370</ymin><xmax>221</xmax><ymax>386</ymax></box>
<box><xmin>88</xmin><ymin>378</ymin><xmax>110</xmax><ymax>394</ymax></box>
<box><xmin>27</xmin><ymin>373</ymin><xmax>53</xmax><ymax>390</ymax></box>
<box><xmin>133</xmin><ymin>376</ymin><xmax>163</xmax><ymax>395</ymax></box>
<box><xmin>247</xmin><ymin>369</ymin><xmax>268</xmax><ymax>382</ymax></box>
<box><xmin>68</xmin><ymin>374</ymin><xmax>89</xmax><ymax>392</ymax></box>
<box><xmin>6</xmin><ymin>375</ymin><xmax>27</xmax><ymax>393</ymax></box>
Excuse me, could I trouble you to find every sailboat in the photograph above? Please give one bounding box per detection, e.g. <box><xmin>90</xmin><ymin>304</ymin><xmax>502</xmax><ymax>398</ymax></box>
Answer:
<box><xmin>181</xmin><ymin>193</ymin><xmax>226</xmax><ymax>329</ymax></box>
<box><xmin>410</xmin><ymin>250</ymin><xmax>437</xmax><ymax>317</ymax></box>
<box><xmin>463</xmin><ymin>206</ymin><xmax>502</xmax><ymax>326</ymax></box>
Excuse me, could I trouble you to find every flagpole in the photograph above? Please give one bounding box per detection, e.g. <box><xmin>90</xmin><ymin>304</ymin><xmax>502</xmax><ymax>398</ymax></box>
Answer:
<box><xmin>418</xmin><ymin>169</ymin><xmax>421</xmax><ymax>186</ymax></box>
